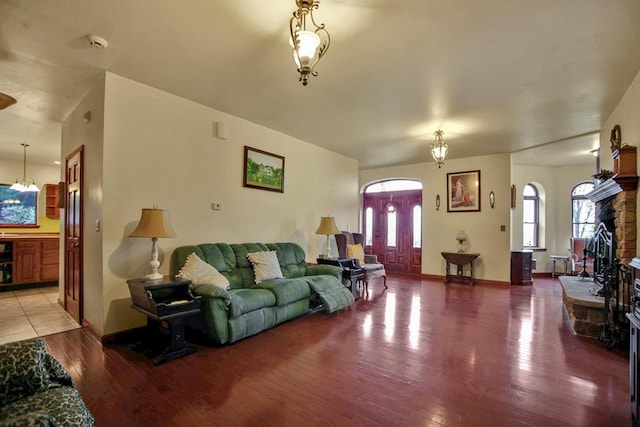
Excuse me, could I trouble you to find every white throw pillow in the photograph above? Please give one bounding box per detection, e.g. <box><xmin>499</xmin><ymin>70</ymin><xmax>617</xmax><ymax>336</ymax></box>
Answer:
<box><xmin>178</xmin><ymin>252</ymin><xmax>230</xmax><ymax>290</ymax></box>
<box><xmin>247</xmin><ymin>251</ymin><xmax>284</xmax><ymax>284</ymax></box>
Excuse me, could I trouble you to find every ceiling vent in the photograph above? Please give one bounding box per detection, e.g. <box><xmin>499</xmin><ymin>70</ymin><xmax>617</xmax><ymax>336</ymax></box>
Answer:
<box><xmin>86</xmin><ymin>35</ymin><xmax>108</xmax><ymax>49</ymax></box>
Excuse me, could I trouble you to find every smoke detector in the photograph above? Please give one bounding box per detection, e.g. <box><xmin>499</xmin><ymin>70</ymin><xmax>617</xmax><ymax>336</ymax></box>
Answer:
<box><xmin>86</xmin><ymin>35</ymin><xmax>108</xmax><ymax>49</ymax></box>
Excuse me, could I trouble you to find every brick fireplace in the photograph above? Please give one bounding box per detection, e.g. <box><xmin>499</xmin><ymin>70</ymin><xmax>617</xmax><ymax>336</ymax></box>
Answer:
<box><xmin>561</xmin><ymin>145</ymin><xmax>638</xmax><ymax>340</ymax></box>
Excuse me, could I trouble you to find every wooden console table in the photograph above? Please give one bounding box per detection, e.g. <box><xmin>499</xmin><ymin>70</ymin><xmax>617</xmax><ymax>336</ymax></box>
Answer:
<box><xmin>441</xmin><ymin>252</ymin><xmax>480</xmax><ymax>286</ymax></box>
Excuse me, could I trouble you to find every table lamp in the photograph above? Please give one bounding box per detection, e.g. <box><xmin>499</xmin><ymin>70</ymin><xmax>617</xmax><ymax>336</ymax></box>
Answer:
<box><xmin>315</xmin><ymin>216</ymin><xmax>340</xmax><ymax>259</ymax></box>
<box><xmin>130</xmin><ymin>207</ymin><xmax>177</xmax><ymax>280</ymax></box>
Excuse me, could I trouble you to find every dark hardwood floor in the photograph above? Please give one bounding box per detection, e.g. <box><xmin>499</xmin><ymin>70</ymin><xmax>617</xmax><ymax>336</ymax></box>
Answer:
<box><xmin>42</xmin><ymin>276</ymin><xmax>629</xmax><ymax>426</ymax></box>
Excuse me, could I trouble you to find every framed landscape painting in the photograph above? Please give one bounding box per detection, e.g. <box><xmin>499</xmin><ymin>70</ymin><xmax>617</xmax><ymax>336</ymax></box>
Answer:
<box><xmin>243</xmin><ymin>146</ymin><xmax>285</xmax><ymax>193</ymax></box>
<box><xmin>447</xmin><ymin>170</ymin><xmax>481</xmax><ymax>212</ymax></box>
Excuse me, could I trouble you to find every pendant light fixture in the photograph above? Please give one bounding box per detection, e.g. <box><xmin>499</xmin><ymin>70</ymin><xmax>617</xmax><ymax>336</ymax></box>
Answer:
<box><xmin>430</xmin><ymin>130</ymin><xmax>448</xmax><ymax>168</ymax></box>
<box><xmin>289</xmin><ymin>0</ymin><xmax>330</xmax><ymax>86</ymax></box>
<box><xmin>10</xmin><ymin>143</ymin><xmax>40</xmax><ymax>192</ymax></box>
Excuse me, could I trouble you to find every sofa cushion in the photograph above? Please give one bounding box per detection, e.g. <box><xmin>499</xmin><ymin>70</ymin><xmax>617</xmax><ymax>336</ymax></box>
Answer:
<box><xmin>228</xmin><ymin>289</ymin><xmax>276</xmax><ymax>318</ymax></box>
<box><xmin>347</xmin><ymin>243</ymin><xmax>365</xmax><ymax>265</ymax></box>
<box><xmin>0</xmin><ymin>385</ymin><xmax>95</xmax><ymax>427</ymax></box>
<box><xmin>0</xmin><ymin>339</ymin><xmax>50</xmax><ymax>406</ymax></box>
<box><xmin>178</xmin><ymin>252</ymin><xmax>230</xmax><ymax>290</ymax></box>
<box><xmin>247</xmin><ymin>251</ymin><xmax>284</xmax><ymax>284</ymax></box>
<box><xmin>257</xmin><ymin>278</ymin><xmax>310</xmax><ymax>306</ymax></box>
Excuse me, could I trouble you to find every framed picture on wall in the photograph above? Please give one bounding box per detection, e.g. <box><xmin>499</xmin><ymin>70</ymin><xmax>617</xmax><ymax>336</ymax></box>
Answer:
<box><xmin>243</xmin><ymin>146</ymin><xmax>285</xmax><ymax>193</ymax></box>
<box><xmin>447</xmin><ymin>170</ymin><xmax>481</xmax><ymax>212</ymax></box>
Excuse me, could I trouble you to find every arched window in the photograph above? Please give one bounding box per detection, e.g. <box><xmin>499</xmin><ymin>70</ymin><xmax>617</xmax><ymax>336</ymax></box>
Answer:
<box><xmin>523</xmin><ymin>184</ymin><xmax>539</xmax><ymax>247</ymax></box>
<box><xmin>572</xmin><ymin>182</ymin><xmax>595</xmax><ymax>238</ymax></box>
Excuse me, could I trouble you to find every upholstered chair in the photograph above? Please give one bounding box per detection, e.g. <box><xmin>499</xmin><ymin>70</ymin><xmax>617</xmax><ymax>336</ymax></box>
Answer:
<box><xmin>335</xmin><ymin>231</ymin><xmax>387</xmax><ymax>291</ymax></box>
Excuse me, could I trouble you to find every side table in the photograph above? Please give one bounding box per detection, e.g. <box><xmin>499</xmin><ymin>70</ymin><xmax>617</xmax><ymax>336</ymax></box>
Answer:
<box><xmin>550</xmin><ymin>255</ymin><xmax>571</xmax><ymax>278</ymax></box>
<box><xmin>317</xmin><ymin>258</ymin><xmax>364</xmax><ymax>298</ymax></box>
<box><xmin>127</xmin><ymin>276</ymin><xmax>202</xmax><ymax>365</ymax></box>
<box><xmin>441</xmin><ymin>252</ymin><xmax>480</xmax><ymax>286</ymax></box>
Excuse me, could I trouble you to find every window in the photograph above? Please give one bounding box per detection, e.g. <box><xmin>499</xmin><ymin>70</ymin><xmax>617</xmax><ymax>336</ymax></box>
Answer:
<box><xmin>413</xmin><ymin>205</ymin><xmax>421</xmax><ymax>248</ymax></box>
<box><xmin>0</xmin><ymin>184</ymin><xmax>38</xmax><ymax>227</ymax></box>
<box><xmin>572</xmin><ymin>182</ymin><xmax>595</xmax><ymax>238</ymax></box>
<box><xmin>522</xmin><ymin>184</ymin><xmax>539</xmax><ymax>247</ymax></box>
<box><xmin>364</xmin><ymin>207</ymin><xmax>373</xmax><ymax>246</ymax></box>
<box><xmin>387</xmin><ymin>210</ymin><xmax>397</xmax><ymax>247</ymax></box>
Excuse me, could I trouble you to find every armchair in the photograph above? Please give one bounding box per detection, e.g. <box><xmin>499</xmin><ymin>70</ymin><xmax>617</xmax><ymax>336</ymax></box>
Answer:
<box><xmin>335</xmin><ymin>231</ymin><xmax>387</xmax><ymax>292</ymax></box>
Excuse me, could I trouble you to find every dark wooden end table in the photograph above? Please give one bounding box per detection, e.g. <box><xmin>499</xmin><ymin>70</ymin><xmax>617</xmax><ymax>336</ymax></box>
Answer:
<box><xmin>316</xmin><ymin>257</ymin><xmax>364</xmax><ymax>298</ymax></box>
<box><xmin>441</xmin><ymin>252</ymin><xmax>480</xmax><ymax>286</ymax></box>
<box><xmin>127</xmin><ymin>276</ymin><xmax>202</xmax><ymax>365</ymax></box>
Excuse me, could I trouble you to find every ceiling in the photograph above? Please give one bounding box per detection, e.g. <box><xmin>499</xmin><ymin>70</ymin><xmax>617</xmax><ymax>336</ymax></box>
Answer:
<box><xmin>0</xmin><ymin>0</ymin><xmax>639</xmax><ymax>169</ymax></box>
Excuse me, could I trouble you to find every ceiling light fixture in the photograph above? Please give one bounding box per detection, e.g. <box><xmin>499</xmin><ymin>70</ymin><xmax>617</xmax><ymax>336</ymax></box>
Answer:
<box><xmin>10</xmin><ymin>143</ymin><xmax>40</xmax><ymax>192</ymax></box>
<box><xmin>0</xmin><ymin>92</ymin><xmax>17</xmax><ymax>110</ymax></box>
<box><xmin>430</xmin><ymin>130</ymin><xmax>448</xmax><ymax>168</ymax></box>
<box><xmin>289</xmin><ymin>0</ymin><xmax>330</xmax><ymax>86</ymax></box>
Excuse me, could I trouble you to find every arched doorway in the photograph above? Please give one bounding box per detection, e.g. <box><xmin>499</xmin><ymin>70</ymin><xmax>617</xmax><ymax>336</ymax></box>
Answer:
<box><xmin>363</xmin><ymin>180</ymin><xmax>422</xmax><ymax>274</ymax></box>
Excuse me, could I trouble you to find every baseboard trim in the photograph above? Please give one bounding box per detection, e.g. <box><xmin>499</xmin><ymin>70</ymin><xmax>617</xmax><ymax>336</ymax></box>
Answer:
<box><xmin>420</xmin><ymin>274</ymin><xmax>509</xmax><ymax>287</ymax></box>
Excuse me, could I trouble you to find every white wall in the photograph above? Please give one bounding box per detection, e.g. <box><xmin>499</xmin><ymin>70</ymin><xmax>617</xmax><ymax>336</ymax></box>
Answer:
<box><xmin>360</xmin><ymin>153</ymin><xmax>512</xmax><ymax>283</ymax></box>
<box><xmin>63</xmin><ymin>72</ymin><xmax>359</xmax><ymax>335</ymax></box>
<box><xmin>600</xmin><ymin>68</ymin><xmax>640</xmax><ymax>258</ymax></box>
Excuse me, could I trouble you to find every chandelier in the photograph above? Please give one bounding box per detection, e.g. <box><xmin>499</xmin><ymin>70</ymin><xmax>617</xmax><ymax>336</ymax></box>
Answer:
<box><xmin>10</xmin><ymin>143</ymin><xmax>40</xmax><ymax>192</ymax></box>
<box><xmin>430</xmin><ymin>130</ymin><xmax>448</xmax><ymax>168</ymax></box>
<box><xmin>289</xmin><ymin>0</ymin><xmax>330</xmax><ymax>86</ymax></box>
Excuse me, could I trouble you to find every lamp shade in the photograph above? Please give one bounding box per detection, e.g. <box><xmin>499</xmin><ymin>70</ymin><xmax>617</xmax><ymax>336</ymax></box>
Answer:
<box><xmin>315</xmin><ymin>216</ymin><xmax>340</xmax><ymax>235</ymax></box>
<box><xmin>129</xmin><ymin>208</ymin><xmax>177</xmax><ymax>238</ymax></box>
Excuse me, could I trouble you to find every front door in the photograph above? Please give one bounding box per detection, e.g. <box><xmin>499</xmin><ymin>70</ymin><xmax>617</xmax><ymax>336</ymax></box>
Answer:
<box><xmin>363</xmin><ymin>189</ymin><xmax>422</xmax><ymax>274</ymax></box>
<box><xmin>64</xmin><ymin>146</ymin><xmax>83</xmax><ymax>323</ymax></box>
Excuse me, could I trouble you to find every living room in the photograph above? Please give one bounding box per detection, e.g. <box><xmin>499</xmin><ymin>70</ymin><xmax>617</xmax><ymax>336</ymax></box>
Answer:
<box><xmin>1</xmin><ymin>1</ymin><xmax>639</xmax><ymax>425</ymax></box>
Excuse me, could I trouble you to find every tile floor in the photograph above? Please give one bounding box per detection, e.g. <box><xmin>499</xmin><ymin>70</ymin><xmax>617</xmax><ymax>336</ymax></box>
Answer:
<box><xmin>0</xmin><ymin>286</ymin><xmax>81</xmax><ymax>345</ymax></box>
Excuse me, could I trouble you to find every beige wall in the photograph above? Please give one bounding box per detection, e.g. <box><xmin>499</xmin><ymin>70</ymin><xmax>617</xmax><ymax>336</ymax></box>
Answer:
<box><xmin>63</xmin><ymin>72</ymin><xmax>359</xmax><ymax>335</ymax></box>
<box><xmin>601</xmin><ymin>68</ymin><xmax>640</xmax><ymax>258</ymax></box>
<box><xmin>511</xmin><ymin>163</ymin><xmax>594</xmax><ymax>273</ymax></box>
<box><xmin>60</xmin><ymin>74</ymin><xmax>106</xmax><ymax>332</ymax></box>
<box><xmin>360</xmin><ymin>153</ymin><xmax>512</xmax><ymax>283</ymax></box>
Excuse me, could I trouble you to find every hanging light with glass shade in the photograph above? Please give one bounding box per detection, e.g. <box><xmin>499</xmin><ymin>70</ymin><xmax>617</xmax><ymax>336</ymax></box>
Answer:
<box><xmin>10</xmin><ymin>144</ymin><xmax>40</xmax><ymax>192</ymax></box>
<box><xmin>289</xmin><ymin>0</ymin><xmax>330</xmax><ymax>86</ymax></box>
<box><xmin>430</xmin><ymin>130</ymin><xmax>448</xmax><ymax>168</ymax></box>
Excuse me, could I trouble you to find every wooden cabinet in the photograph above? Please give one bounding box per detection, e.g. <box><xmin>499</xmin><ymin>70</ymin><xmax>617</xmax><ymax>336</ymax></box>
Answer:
<box><xmin>0</xmin><ymin>237</ymin><xmax>60</xmax><ymax>288</ymax></box>
<box><xmin>45</xmin><ymin>183</ymin><xmax>60</xmax><ymax>219</ymax></box>
<box><xmin>14</xmin><ymin>241</ymin><xmax>40</xmax><ymax>283</ymax></box>
<box><xmin>511</xmin><ymin>250</ymin><xmax>533</xmax><ymax>286</ymax></box>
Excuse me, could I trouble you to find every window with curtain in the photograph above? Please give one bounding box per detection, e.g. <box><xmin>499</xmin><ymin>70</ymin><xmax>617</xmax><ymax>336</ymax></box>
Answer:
<box><xmin>572</xmin><ymin>182</ymin><xmax>595</xmax><ymax>238</ymax></box>
<box><xmin>522</xmin><ymin>183</ymin><xmax>539</xmax><ymax>247</ymax></box>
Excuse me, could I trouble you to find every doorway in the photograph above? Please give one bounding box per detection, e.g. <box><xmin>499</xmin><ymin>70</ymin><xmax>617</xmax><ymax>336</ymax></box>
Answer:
<box><xmin>363</xmin><ymin>180</ymin><xmax>422</xmax><ymax>274</ymax></box>
<box><xmin>64</xmin><ymin>145</ymin><xmax>83</xmax><ymax>324</ymax></box>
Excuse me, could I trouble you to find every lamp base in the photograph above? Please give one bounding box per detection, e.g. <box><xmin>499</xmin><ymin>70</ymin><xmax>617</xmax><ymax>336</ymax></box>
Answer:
<box><xmin>146</xmin><ymin>272</ymin><xmax>164</xmax><ymax>280</ymax></box>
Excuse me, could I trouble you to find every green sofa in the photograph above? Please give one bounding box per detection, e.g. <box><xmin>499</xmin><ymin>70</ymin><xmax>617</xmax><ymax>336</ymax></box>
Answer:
<box><xmin>0</xmin><ymin>338</ymin><xmax>94</xmax><ymax>426</ymax></box>
<box><xmin>170</xmin><ymin>242</ymin><xmax>354</xmax><ymax>345</ymax></box>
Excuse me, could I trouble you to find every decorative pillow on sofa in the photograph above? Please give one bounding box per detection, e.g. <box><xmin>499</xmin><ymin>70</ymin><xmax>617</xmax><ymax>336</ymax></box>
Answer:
<box><xmin>178</xmin><ymin>253</ymin><xmax>230</xmax><ymax>290</ymax></box>
<box><xmin>347</xmin><ymin>243</ymin><xmax>365</xmax><ymax>265</ymax></box>
<box><xmin>0</xmin><ymin>338</ymin><xmax>50</xmax><ymax>406</ymax></box>
<box><xmin>247</xmin><ymin>251</ymin><xmax>284</xmax><ymax>284</ymax></box>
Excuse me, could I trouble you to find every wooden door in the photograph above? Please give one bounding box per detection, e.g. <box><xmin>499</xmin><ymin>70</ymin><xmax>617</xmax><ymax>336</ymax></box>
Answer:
<box><xmin>64</xmin><ymin>146</ymin><xmax>83</xmax><ymax>323</ymax></box>
<box><xmin>363</xmin><ymin>189</ymin><xmax>422</xmax><ymax>274</ymax></box>
<box><xmin>14</xmin><ymin>240</ymin><xmax>40</xmax><ymax>284</ymax></box>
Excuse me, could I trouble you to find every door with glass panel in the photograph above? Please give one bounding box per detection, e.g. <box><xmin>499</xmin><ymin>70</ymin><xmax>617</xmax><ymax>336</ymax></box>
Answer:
<box><xmin>363</xmin><ymin>181</ymin><xmax>422</xmax><ymax>274</ymax></box>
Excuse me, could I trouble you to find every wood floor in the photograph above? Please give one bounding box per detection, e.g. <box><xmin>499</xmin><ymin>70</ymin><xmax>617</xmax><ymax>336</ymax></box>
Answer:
<box><xmin>41</xmin><ymin>276</ymin><xmax>630</xmax><ymax>426</ymax></box>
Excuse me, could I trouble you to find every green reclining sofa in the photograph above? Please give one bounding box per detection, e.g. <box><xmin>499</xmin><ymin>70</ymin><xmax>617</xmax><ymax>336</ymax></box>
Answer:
<box><xmin>170</xmin><ymin>242</ymin><xmax>354</xmax><ymax>345</ymax></box>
